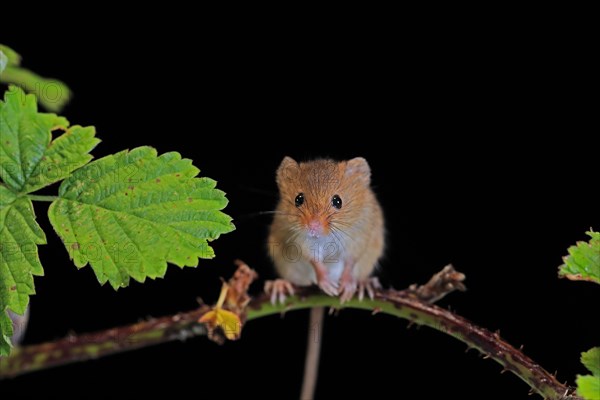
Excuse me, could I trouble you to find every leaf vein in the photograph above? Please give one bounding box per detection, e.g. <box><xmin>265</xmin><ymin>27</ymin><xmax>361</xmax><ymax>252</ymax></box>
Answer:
<box><xmin>110</xmin><ymin>212</ymin><xmax>147</xmax><ymax>279</ymax></box>
<box><xmin>87</xmin><ymin>204</ymin><xmax>122</xmax><ymax>285</ymax></box>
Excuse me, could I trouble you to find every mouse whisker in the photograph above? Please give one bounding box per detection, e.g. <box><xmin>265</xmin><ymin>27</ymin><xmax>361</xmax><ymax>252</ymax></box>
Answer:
<box><xmin>331</xmin><ymin>224</ymin><xmax>354</xmax><ymax>242</ymax></box>
<box><xmin>285</xmin><ymin>225</ymin><xmax>305</xmax><ymax>245</ymax></box>
<box><xmin>328</xmin><ymin>227</ymin><xmax>348</xmax><ymax>253</ymax></box>
<box><xmin>258</xmin><ymin>210</ymin><xmax>297</xmax><ymax>217</ymax></box>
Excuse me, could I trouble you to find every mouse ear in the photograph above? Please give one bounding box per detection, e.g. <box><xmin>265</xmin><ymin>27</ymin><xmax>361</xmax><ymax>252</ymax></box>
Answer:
<box><xmin>345</xmin><ymin>157</ymin><xmax>371</xmax><ymax>185</ymax></box>
<box><xmin>276</xmin><ymin>156</ymin><xmax>299</xmax><ymax>186</ymax></box>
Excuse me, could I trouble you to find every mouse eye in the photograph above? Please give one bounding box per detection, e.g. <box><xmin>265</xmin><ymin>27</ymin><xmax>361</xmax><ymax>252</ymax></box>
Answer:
<box><xmin>295</xmin><ymin>193</ymin><xmax>305</xmax><ymax>207</ymax></box>
<box><xmin>331</xmin><ymin>194</ymin><xmax>342</xmax><ymax>209</ymax></box>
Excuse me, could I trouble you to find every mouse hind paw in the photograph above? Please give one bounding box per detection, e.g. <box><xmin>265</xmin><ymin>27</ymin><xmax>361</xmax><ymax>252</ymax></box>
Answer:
<box><xmin>358</xmin><ymin>276</ymin><xmax>382</xmax><ymax>301</ymax></box>
<box><xmin>339</xmin><ymin>280</ymin><xmax>358</xmax><ymax>303</ymax></box>
<box><xmin>339</xmin><ymin>276</ymin><xmax>381</xmax><ymax>303</ymax></box>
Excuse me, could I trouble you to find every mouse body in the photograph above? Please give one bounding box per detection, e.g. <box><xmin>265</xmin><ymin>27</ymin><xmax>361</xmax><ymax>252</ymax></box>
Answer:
<box><xmin>268</xmin><ymin>156</ymin><xmax>385</xmax><ymax>301</ymax></box>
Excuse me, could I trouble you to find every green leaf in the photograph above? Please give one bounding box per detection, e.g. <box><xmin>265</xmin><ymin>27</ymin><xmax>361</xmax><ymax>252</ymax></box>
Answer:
<box><xmin>0</xmin><ymin>44</ymin><xmax>21</xmax><ymax>72</ymax></box>
<box><xmin>582</xmin><ymin>348</ymin><xmax>600</xmax><ymax>379</ymax></box>
<box><xmin>578</xmin><ymin>376</ymin><xmax>600</xmax><ymax>400</ymax></box>
<box><xmin>0</xmin><ymin>45</ymin><xmax>21</xmax><ymax>67</ymax></box>
<box><xmin>0</xmin><ymin>86</ymin><xmax>99</xmax><ymax>193</ymax></box>
<box><xmin>559</xmin><ymin>230</ymin><xmax>600</xmax><ymax>284</ymax></box>
<box><xmin>0</xmin><ymin>45</ymin><xmax>70</xmax><ymax>112</ymax></box>
<box><xmin>24</xmin><ymin>125</ymin><xmax>100</xmax><ymax>194</ymax></box>
<box><xmin>577</xmin><ymin>347</ymin><xmax>600</xmax><ymax>399</ymax></box>
<box><xmin>0</xmin><ymin>87</ymin><xmax>94</xmax><ymax>354</ymax></box>
<box><xmin>48</xmin><ymin>147</ymin><xmax>235</xmax><ymax>289</ymax></box>
<box><xmin>0</xmin><ymin>185</ymin><xmax>46</xmax><ymax>356</ymax></box>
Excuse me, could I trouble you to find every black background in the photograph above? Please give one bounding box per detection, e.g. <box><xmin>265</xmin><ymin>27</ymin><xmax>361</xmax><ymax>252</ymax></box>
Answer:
<box><xmin>1</xmin><ymin>18</ymin><xmax>598</xmax><ymax>399</ymax></box>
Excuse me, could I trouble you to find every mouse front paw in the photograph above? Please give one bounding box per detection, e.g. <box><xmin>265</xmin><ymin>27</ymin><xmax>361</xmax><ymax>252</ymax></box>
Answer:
<box><xmin>317</xmin><ymin>278</ymin><xmax>339</xmax><ymax>297</ymax></box>
<box><xmin>264</xmin><ymin>279</ymin><xmax>295</xmax><ymax>305</ymax></box>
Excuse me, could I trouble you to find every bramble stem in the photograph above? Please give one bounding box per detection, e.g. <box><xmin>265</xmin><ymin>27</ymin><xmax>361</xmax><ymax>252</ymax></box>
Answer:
<box><xmin>0</xmin><ymin>266</ymin><xmax>579</xmax><ymax>399</ymax></box>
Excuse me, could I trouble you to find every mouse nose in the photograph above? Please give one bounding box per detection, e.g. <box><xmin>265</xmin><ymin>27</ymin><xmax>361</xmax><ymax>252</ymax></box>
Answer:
<box><xmin>307</xmin><ymin>219</ymin><xmax>324</xmax><ymax>238</ymax></box>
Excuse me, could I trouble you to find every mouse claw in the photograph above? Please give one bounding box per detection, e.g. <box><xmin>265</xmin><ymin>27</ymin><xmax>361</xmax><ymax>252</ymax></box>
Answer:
<box><xmin>339</xmin><ymin>281</ymin><xmax>358</xmax><ymax>303</ymax></box>
<box><xmin>265</xmin><ymin>279</ymin><xmax>295</xmax><ymax>305</ymax></box>
<box><xmin>318</xmin><ymin>279</ymin><xmax>339</xmax><ymax>297</ymax></box>
<box><xmin>358</xmin><ymin>277</ymin><xmax>382</xmax><ymax>301</ymax></box>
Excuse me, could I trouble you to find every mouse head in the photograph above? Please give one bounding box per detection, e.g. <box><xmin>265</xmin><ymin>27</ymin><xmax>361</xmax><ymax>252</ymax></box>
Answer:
<box><xmin>275</xmin><ymin>156</ymin><xmax>372</xmax><ymax>238</ymax></box>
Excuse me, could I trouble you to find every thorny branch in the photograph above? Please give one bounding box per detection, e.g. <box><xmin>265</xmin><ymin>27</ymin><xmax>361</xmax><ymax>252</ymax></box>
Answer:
<box><xmin>0</xmin><ymin>263</ymin><xmax>580</xmax><ymax>400</ymax></box>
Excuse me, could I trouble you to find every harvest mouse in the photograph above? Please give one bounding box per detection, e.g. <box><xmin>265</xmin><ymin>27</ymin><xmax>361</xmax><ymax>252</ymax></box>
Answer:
<box><xmin>267</xmin><ymin>156</ymin><xmax>385</xmax><ymax>302</ymax></box>
<box><xmin>265</xmin><ymin>156</ymin><xmax>385</xmax><ymax>399</ymax></box>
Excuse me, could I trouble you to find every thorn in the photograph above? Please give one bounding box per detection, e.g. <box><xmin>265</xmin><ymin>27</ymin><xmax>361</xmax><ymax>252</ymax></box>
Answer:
<box><xmin>519</xmin><ymin>344</ymin><xmax>524</xmax><ymax>351</ymax></box>
<box><xmin>372</xmin><ymin>307</ymin><xmax>381</xmax><ymax>315</ymax></box>
<box><xmin>553</xmin><ymin>370</ymin><xmax>557</xmax><ymax>377</ymax></box>
<box><xmin>465</xmin><ymin>346</ymin><xmax>473</xmax><ymax>353</ymax></box>
<box><xmin>407</xmin><ymin>321</ymin><xmax>415</xmax><ymax>329</ymax></box>
<box><xmin>494</xmin><ymin>329</ymin><xmax>501</xmax><ymax>338</ymax></box>
<box><xmin>501</xmin><ymin>368</ymin><xmax>508</xmax><ymax>374</ymax></box>
<box><xmin>483</xmin><ymin>354</ymin><xmax>491</xmax><ymax>359</ymax></box>
<box><xmin>196</xmin><ymin>297</ymin><xmax>204</xmax><ymax>306</ymax></box>
<box><xmin>528</xmin><ymin>388</ymin><xmax>535</xmax><ymax>396</ymax></box>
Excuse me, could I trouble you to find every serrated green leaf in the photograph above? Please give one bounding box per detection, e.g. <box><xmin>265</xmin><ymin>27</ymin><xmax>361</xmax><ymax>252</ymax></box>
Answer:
<box><xmin>24</xmin><ymin>125</ymin><xmax>100</xmax><ymax>193</ymax></box>
<box><xmin>48</xmin><ymin>147</ymin><xmax>235</xmax><ymax>289</ymax></box>
<box><xmin>0</xmin><ymin>187</ymin><xmax>46</xmax><ymax>308</ymax></box>
<box><xmin>577</xmin><ymin>348</ymin><xmax>600</xmax><ymax>399</ymax></box>
<box><xmin>582</xmin><ymin>348</ymin><xmax>600</xmax><ymax>378</ymax></box>
<box><xmin>0</xmin><ymin>87</ymin><xmax>99</xmax><ymax>193</ymax></box>
<box><xmin>559</xmin><ymin>231</ymin><xmax>600</xmax><ymax>284</ymax></box>
<box><xmin>0</xmin><ymin>184</ymin><xmax>46</xmax><ymax>355</ymax></box>
<box><xmin>0</xmin><ymin>86</ymin><xmax>89</xmax><ymax>355</ymax></box>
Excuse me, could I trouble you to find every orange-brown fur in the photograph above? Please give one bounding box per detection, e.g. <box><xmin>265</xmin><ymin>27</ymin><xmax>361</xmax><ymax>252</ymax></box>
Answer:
<box><xmin>268</xmin><ymin>156</ymin><xmax>385</xmax><ymax>289</ymax></box>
